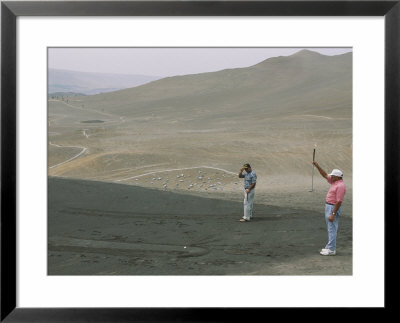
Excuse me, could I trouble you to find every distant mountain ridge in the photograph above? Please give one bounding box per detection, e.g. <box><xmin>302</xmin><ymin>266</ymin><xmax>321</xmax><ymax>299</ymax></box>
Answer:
<box><xmin>76</xmin><ymin>50</ymin><xmax>352</xmax><ymax>123</ymax></box>
<box><xmin>48</xmin><ymin>91</ymin><xmax>87</xmax><ymax>98</ymax></box>
<box><xmin>48</xmin><ymin>68</ymin><xmax>162</xmax><ymax>95</ymax></box>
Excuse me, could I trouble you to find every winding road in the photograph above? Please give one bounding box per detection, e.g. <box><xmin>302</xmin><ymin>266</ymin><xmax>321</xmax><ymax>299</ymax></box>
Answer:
<box><xmin>49</xmin><ymin>142</ymin><xmax>88</xmax><ymax>169</ymax></box>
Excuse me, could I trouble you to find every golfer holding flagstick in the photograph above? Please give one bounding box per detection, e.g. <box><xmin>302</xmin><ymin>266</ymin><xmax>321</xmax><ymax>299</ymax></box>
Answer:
<box><xmin>313</xmin><ymin>160</ymin><xmax>347</xmax><ymax>256</ymax></box>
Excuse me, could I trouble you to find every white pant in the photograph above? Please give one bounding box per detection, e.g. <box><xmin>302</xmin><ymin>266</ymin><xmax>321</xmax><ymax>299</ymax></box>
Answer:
<box><xmin>243</xmin><ymin>189</ymin><xmax>255</xmax><ymax>220</ymax></box>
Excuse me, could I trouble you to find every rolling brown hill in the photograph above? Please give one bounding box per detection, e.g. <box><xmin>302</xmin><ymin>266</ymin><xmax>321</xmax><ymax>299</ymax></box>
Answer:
<box><xmin>74</xmin><ymin>49</ymin><xmax>352</xmax><ymax>123</ymax></box>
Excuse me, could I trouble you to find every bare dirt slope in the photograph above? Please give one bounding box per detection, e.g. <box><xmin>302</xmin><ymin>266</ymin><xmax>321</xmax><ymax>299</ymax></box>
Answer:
<box><xmin>48</xmin><ymin>177</ymin><xmax>352</xmax><ymax>275</ymax></box>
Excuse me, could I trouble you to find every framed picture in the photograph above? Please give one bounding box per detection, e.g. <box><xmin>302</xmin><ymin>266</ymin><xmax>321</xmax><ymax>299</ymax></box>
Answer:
<box><xmin>1</xmin><ymin>0</ymin><xmax>399</xmax><ymax>320</ymax></box>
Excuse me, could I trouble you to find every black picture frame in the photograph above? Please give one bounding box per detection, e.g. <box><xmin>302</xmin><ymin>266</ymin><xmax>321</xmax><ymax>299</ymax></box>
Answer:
<box><xmin>1</xmin><ymin>1</ymin><xmax>399</xmax><ymax>321</ymax></box>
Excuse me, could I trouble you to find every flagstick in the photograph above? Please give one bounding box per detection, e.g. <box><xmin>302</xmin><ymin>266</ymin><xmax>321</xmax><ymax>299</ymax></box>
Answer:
<box><xmin>309</xmin><ymin>145</ymin><xmax>316</xmax><ymax>192</ymax></box>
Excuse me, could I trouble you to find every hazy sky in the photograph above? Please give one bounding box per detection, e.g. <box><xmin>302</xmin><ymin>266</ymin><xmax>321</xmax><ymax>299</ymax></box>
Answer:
<box><xmin>48</xmin><ymin>47</ymin><xmax>352</xmax><ymax>77</ymax></box>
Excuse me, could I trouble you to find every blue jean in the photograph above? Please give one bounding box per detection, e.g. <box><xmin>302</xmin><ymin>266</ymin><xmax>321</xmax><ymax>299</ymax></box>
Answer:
<box><xmin>324</xmin><ymin>203</ymin><xmax>342</xmax><ymax>251</ymax></box>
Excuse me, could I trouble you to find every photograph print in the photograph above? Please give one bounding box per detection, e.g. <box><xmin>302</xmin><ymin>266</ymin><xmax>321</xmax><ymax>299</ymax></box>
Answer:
<box><xmin>47</xmin><ymin>47</ymin><xmax>352</xmax><ymax>275</ymax></box>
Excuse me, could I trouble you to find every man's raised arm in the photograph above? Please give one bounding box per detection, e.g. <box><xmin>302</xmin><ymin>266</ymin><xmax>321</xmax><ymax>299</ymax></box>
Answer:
<box><xmin>313</xmin><ymin>161</ymin><xmax>328</xmax><ymax>180</ymax></box>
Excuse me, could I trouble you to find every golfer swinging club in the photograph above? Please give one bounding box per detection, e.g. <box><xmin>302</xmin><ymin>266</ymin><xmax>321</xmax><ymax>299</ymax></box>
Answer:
<box><xmin>313</xmin><ymin>161</ymin><xmax>347</xmax><ymax>256</ymax></box>
<box><xmin>238</xmin><ymin>163</ymin><xmax>257</xmax><ymax>222</ymax></box>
